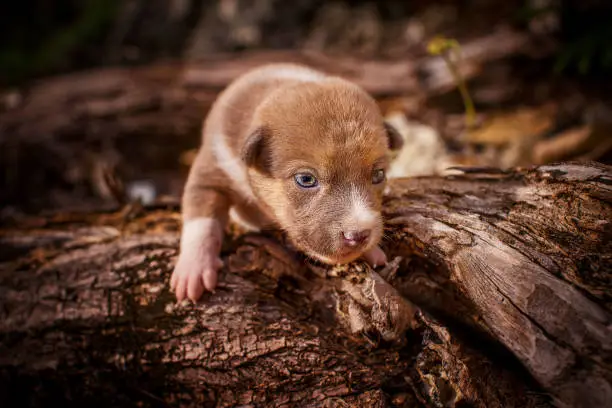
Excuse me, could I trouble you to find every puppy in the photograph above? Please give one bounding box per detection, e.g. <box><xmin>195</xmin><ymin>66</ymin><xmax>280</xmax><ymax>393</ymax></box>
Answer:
<box><xmin>171</xmin><ymin>63</ymin><xmax>403</xmax><ymax>301</ymax></box>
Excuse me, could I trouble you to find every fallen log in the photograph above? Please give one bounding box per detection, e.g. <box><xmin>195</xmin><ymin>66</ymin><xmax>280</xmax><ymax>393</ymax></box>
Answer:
<box><xmin>1</xmin><ymin>162</ymin><xmax>609</xmax><ymax>408</ymax></box>
<box><xmin>383</xmin><ymin>162</ymin><xmax>612</xmax><ymax>408</ymax></box>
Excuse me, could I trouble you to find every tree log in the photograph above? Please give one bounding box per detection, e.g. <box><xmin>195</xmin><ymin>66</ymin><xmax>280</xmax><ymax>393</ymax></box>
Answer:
<box><xmin>1</xmin><ymin>162</ymin><xmax>609</xmax><ymax>408</ymax></box>
<box><xmin>383</xmin><ymin>162</ymin><xmax>612</xmax><ymax>408</ymax></box>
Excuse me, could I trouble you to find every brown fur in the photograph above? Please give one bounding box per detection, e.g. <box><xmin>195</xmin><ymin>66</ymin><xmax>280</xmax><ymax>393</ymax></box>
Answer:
<box><xmin>173</xmin><ymin>63</ymin><xmax>402</xmax><ymax>300</ymax></box>
<box><xmin>245</xmin><ymin>79</ymin><xmax>392</xmax><ymax>262</ymax></box>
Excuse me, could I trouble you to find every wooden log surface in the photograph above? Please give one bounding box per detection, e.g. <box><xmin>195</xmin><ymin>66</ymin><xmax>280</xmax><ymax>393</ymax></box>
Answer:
<box><xmin>383</xmin><ymin>162</ymin><xmax>612</xmax><ymax>408</ymax></box>
<box><xmin>1</xmin><ymin>162</ymin><xmax>610</xmax><ymax>408</ymax></box>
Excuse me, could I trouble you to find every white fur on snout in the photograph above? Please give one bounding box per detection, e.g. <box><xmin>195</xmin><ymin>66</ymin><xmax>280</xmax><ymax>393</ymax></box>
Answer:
<box><xmin>347</xmin><ymin>189</ymin><xmax>379</xmax><ymax>232</ymax></box>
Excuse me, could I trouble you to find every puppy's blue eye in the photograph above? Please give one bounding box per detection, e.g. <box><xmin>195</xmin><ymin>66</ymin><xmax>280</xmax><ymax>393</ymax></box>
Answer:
<box><xmin>295</xmin><ymin>173</ymin><xmax>318</xmax><ymax>188</ymax></box>
<box><xmin>372</xmin><ymin>169</ymin><xmax>385</xmax><ymax>184</ymax></box>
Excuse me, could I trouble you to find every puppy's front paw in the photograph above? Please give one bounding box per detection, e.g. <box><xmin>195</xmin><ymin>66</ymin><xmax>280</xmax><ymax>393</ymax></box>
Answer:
<box><xmin>171</xmin><ymin>248</ymin><xmax>223</xmax><ymax>302</ymax></box>
<box><xmin>171</xmin><ymin>217</ymin><xmax>224</xmax><ymax>302</ymax></box>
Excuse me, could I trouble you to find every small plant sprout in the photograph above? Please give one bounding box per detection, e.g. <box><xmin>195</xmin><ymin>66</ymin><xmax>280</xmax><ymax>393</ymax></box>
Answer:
<box><xmin>427</xmin><ymin>35</ymin><xmax>477</xmax><ymax>129</ymax></box>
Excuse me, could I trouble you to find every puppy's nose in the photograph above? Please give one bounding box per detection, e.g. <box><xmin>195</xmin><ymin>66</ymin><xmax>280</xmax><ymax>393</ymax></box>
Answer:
<box><xmin>342</xmin><ymin>229</ymin><xmax>371</xmax><ymax>247</ymax></box>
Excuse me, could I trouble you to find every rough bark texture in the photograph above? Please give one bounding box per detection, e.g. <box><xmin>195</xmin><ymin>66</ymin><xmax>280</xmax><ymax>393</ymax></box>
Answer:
<box><xmin>382</xmin><ymin>162</ymin><xmax>612</xmax><ymax>408</ymax></box>
<box><xmin>1</xmin><ymin>162</ymin><xmax>609</xmax><ymax>408</ymax></box>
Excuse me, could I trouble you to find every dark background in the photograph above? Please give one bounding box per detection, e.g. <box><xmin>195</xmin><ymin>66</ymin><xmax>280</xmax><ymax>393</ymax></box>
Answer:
<box><xmin>2</xmin><ymin>0</ymin><xmax>611</xmax><ymax>87</ymax></box>
<box><xmin>1</xmin><ymin>0</ymin><xmax>612</xmax><ymax>215</ymax></box>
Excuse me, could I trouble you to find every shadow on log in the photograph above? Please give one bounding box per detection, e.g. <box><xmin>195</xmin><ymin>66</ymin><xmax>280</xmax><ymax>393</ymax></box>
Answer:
<box><xmin>1</xmin><ymin>162</ymin><xmax>610</xmax><ymax>407</ymax></box>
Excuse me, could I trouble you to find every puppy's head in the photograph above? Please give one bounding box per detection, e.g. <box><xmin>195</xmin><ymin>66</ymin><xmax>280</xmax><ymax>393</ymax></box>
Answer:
<box><xmin>242</xmin><ymin>79</ymin><xmax>402</xmax><ymax>264</ymax></box>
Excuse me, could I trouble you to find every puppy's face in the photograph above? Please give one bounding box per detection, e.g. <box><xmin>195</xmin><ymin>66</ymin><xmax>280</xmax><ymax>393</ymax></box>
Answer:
<box><xmin>243</xmin><ymin>80</ymin><xmax>402</xmax><ymax>264</ymax></box>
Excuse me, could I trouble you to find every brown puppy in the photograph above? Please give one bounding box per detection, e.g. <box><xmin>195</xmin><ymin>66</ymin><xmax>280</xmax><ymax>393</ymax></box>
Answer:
<box><xmin>171</xmin><ymin>63</ymin><xmax>403</xmax><ymax>302</ymax></box>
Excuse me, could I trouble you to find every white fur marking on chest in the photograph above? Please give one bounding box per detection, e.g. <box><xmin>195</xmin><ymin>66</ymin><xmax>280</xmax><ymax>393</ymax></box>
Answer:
<box><xmin>211</xmin><ymin>132</ymin><xmax>257</xmax><ymax>201</ymax></box>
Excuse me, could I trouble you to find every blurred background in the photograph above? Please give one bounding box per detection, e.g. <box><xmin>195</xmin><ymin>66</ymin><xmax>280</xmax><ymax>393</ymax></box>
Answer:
<box><xmin>1</xmin><ymin>0</ymin><xmax>612</xmax><ymax>217</ymax></box>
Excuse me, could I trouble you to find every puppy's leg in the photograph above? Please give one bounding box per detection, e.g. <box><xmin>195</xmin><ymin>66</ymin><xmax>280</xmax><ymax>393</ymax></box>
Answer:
<box><xmin>171</xmin><ymin>185</ymin><xmax>230</xmax><ymax>302</ymax></box>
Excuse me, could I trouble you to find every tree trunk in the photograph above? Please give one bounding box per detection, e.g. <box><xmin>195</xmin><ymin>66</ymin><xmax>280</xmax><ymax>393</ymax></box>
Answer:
<box><xmin>1</xmin><ymin>162</ymin><xmax>609</xmax><ymax>408</ymax></box>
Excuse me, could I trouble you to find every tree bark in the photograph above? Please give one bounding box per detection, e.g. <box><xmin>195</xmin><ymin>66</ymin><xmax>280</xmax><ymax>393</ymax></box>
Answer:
<box><xmin>1</xmin><ymin>162</ymin><xmax>609</xmax><ymax>408</ymax></box>
<box><xmin>383</xmin><ymin>162</ymin><xmax>612</xmax><ymax>408</ymax></box>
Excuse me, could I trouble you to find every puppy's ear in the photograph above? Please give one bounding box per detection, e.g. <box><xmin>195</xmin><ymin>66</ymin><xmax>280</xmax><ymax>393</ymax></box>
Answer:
<box><xmin>241</xmin><ymin>126</ymin><xmax>271</xmax><ymax>174</ymax></box>
<box><xmin>384</xmin><ymin>121</ymin><xmax>404</xmax><ymax>151</ymax></box>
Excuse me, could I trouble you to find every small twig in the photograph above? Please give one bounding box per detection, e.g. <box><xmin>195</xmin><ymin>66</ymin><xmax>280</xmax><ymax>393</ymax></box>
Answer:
<box><xmin>377</xmin><ymin>256</ymin><xmax>403</xmax><ymax>282</ymax></box>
